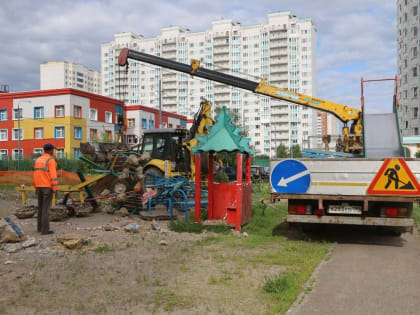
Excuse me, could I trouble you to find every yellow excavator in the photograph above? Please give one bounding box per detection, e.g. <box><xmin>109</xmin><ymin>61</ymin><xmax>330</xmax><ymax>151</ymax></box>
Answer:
<box><xmin>118</xmin><ymin>48</ymin><xmax>363</xmax><ymax>155</ymax></box>
<box><xmin>138</xmin><ymin>100</ymin><xmax>216</xmax><ymax>179</ymax></box>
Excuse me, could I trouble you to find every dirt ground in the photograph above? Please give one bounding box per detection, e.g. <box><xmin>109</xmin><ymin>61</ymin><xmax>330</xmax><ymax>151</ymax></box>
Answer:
<box><xmin>0</xmin><ymin>192</ymin><xmax>310</xmax><ymax>315</ymax></box>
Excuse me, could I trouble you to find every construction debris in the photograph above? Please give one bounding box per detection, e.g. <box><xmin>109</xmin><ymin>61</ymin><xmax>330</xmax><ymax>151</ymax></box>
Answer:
<box><xmin>4</xmin><ymin>243</ymin><xmax>22</xmax><ymax>253</ymax></box>
<box><xmin>0</xmin><ymin>217</ymin><xmax>25</xmax><ymax>243</ymax></box>
<box><xmin>57</xmin><ymin>233</ymin><xmax>88</xmax><ymax>250</ymax></box>
<box><xmin>123</xmin><ymin>223</ymin><xmax>140</xmax><ymax>233</ymax></box>
<box><xmin>151</xmin><ymin>220</ymin><xmax>161</xmax><ymax>232</ymax></box>
<box><xmin>102</xmin><ymin>224</ymin><xmax>119</xmax><ymax>231</ymax></box>
<box><xmin>49</xmin><ymin>205</ymin><xmax>69</xmax><ymax>221</ymax></box>
<box><xmin>118</xmin><ymin>207</ymin><xmax>129</xmax><ymax>217</ymax></box>
<box><xmin>15</xmin><ymin>205</ymin><xmax>37</xmax><ymax>219</ymax></box>
<box><xmin>22</xmin><ymin>237</ymin><xmax>38</xmax><ymax>248</ymax></box>
<box><xmin>125</xmin><ymin>154</ymin><xmax>139</xmax><ymax>167</ymax></box>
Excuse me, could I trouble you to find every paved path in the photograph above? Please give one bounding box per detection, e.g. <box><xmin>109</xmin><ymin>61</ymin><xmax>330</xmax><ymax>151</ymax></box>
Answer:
<box><xmin>289</xmin><ymin>229</ymin><xmax>420</xmax><ymax>315</ymax></box>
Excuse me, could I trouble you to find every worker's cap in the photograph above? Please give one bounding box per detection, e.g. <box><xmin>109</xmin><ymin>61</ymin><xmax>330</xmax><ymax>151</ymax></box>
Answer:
<box><xmin>43</xmin><ymin>143</ymin><xmax>56</xmax><ymax>150</ymax></box>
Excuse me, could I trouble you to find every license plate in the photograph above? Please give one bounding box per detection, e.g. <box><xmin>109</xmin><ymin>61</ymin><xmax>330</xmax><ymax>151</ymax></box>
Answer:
<box><xmin>328</xmin><ymin>205</ymin><xmax>362</xmax><ymax>215</ymax></box>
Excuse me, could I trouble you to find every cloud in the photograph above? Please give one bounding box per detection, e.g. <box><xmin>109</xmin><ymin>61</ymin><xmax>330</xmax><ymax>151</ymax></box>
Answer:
<box><xmin>0</xmin><ymin>0</ymin><xmax>397</xmax><ymax>115</ymax></box>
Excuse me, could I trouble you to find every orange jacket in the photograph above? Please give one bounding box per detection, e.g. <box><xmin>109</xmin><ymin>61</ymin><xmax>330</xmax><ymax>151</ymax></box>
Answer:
<box><xmin>33</xmin><ymin>153</ymin><xmax>59</xmax><ymax>191</ymax></box>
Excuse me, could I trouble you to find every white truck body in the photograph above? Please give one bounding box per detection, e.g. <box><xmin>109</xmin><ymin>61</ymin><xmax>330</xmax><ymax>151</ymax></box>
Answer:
<box><xmin>270</xmin><ymin>159</ymin><xmax>419</xmax><ymax>231</ymax></box>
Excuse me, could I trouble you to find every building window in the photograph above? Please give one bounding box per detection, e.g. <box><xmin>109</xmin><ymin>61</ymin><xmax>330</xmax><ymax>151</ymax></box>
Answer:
<box><xmin>127</xmin><ymin>135</ymin><xmax>137</xmax><ymax>144</ymax></box>
<box><xmin>33</xmin><ymin>148</ymin><xmax>43</xmax><ymax>157</ymax></box>
<box><xmin>0</xmin><ymin>129</ymin><xmax>7</xmax><ymax>141</ymax></box>
<box><xmin>0</xmin><ymin>149</ymin><xmax>7</xmax><ymax>160</ymax></box>
<box><xmin>73</xmin><ymin>105</ymin><xmax>82</xmax><ymax>118</ymax></box>
<box><xmin>12</xmin><ymin>128</ymin><xmax>23</xmax><ymax>140</ymax></box>
<box><xmin>33</xmin><ymin>106</ymin><xmax>44</xmax><ymax>119</ymax></box>
<box><xmin>149</xmin><ymin>120</ymin><xmax>154</xmax><ymax>129</ymax></box>
<box><xmin>414</xmin><ymin>108</ymin><xmax>419</xmax><ymax>119</ymax></box>
<box><xmin>73</xmin><ymin>126</ymin><xmax>82</xmax><ymax>139</ymax></box>
<box><xmin>414</xmin><ymin>67</ymin><xmax>418</xmax><ymax>77</ymax></box>
<box><xmin>13</xmin><ymin>108</ymin><xmax>22</xmax><ymax>120</ymax></box>
<box><xmin>56</xmin><ymin>148</ymin><xmax>64</xmax><ymax>159</ymax></box>
<box><xmin>128</xmin><ymin>118</ymin><xmax>135</xmax><ymax>128</ymax></box>
<box><xmin>90</xmin><ymin>128</ymin><xmax>98</xmax><ymax>141</ymax></box>
<box><xmin>90</xmin><ymin>108</ymin><xmax>98</xmax><ymax>121</ymax></box>
<box><xmin>0</xmin><ymin>109</ymin><xmax>7</xmax><ymax>121</ymax></box>
<box><xmin>12</xmin><ymin>149</ymin><xmax>23</xmax><ymax>160</ymax></box>
<box><xmin>142</xmin><ymin>118</ymin><xmax>147</xmax><ymax>129</ymax></box>
<box><xmin>73</xmin><ymin>148</ymin><xmax>81</xmax><ymax>159</ymax></box>
<box><xmin>55</xmin><ymin>105</ymin><xmax>65</xmax><ymax>117</ymax></box>
<box><xmin>55</xmin><ymin>126</ymin><xmax>65</xmax><ymax>139</ymax></box>
<box><xmin>34</xmin><ymin>127</ymin><xmax>43</xmax><ymax>139</ymax></box>
<box><xmin>105</xmin><ymin>111</ymin><xmax>112</xmax><ymax>123</ymax></box>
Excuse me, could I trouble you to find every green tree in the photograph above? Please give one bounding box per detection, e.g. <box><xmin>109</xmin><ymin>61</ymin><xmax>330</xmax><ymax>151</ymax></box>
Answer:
<box><xmin>254</xmin><ymin>154</ymin><xmax>269</xmax><ymax>160</ymax></box>
<box><xmin>276</xmin><ymin>144</ymin><xmax>289</xmax><ymax>158</ymax></box>
<box><xmin>289</xmin><ymin>144</ymin><xmax>302</xmax><ymax>158</ymax></box>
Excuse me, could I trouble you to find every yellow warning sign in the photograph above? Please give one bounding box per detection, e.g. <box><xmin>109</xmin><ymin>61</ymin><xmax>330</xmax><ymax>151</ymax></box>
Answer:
<box><xmin>367</xmin><ymin>158</ymin><xmax>420</xmax><ymax>195</ymax></box>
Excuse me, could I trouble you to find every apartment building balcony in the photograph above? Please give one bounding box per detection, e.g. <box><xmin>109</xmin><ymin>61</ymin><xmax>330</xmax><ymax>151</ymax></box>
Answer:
<box><xmin>161</xmin><ymin>52</ymin><xmax>177</xmax><ymax>60</ymax></box>
<box><xmin>270</xmin><ymin>66</ymin><xmax>288</xmax><ymax>75</ymax></box>
<box><xmin>214</xmin><ymin>94</ymin><xmax>231</xmax><ymax>102</ymax></box>
<box><xmin>270</xmin><ymin>73</ymin><xmax>289</xmax><ymax>81</ymax></box>
<box><xmin>213</xmin><ymin>54</ymin><xmax>230</xmax><ymax>62</ymax></box>
<box><xmin>213</xmin><ymin>61</ymin><xmax>230</xmax><ymax>69</ymax></box>
<box><xmin>213</xmin><ymin>47</ymin><xmax>230</xmax><ymax>55</ymax></box>
<box><xmin>162</xmin><ymin>82</ymin><xmax>177</xmax><ymax>90</ymax></box>
<box><xmin>213</xmin><ymin>32</ymin><xmax>229</xmax><ymax>39</ymax></box>
<box><xmin>270</xmin><ymin>79</ymin><xmax>288</xmax><ymax>87</ymax></box>
<box><xmin>270</xmin><ymin>39</ymin><xmax>288</xmax><ymax>48</ymax></box>
<box><xmin>213</xmin><ymin>39</ymin><xmax>229</xmax><ymax>47</ymax></box>
<box><xmin>214</xmin><ymin>87</ymin><xmax>231</xmax><ymax>95</ymax></box>
<box><xmin>270</xmin><ymin>48</ymin><xmax>287</xmax><ymax>57</ymax></box>
<box><xmin>162</xmin><ymin>90</ymin><xmax>178</xmax><ymax>97</ymax></box>
<box><xmin>270</xmin><ymin>25</ymin><xmax>288</xmax><ymax>33</ymax></box>
<box><xmin>271</xmin><ymin>108</ymin><xmax>289</xmax><ymax>115</ymax></box>
<box><xmin>270</xmin><ymin>56</ymin><xmax>288</xmax><ymax>65</ymax></box>
<box><xmin>162</xmin><ymin>73</ymin><xmax>177</xmax><ymax>82</ymax></box>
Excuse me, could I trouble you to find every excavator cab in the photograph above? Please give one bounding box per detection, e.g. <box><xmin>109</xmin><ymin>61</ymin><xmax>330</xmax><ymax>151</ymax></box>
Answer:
<box><xmin>140</xmin><ymin>128</ymin><xmax>191</xmax><ymax>176</ymax></box>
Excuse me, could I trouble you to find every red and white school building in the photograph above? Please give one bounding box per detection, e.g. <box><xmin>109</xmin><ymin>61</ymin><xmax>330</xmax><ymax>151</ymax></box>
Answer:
<box><xmin>125</xmin><ymin>105</ymin><xmax>187</xmax><ymax>144</ymax></box>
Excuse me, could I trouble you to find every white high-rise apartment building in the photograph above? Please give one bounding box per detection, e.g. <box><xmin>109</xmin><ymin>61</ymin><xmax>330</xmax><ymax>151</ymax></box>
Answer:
<box><xmin>101</xmin><ymin>12</ymin><xmax>318</xmax><ymax>157</ymax></box>
<box><xmin>40</xmin><ymin>61</ymin><xmax>101</xmax><ymax>94</ymax></box>
<box><xmin>397</xmin><ymin>0</ymin><xmax>420</xmax><ymax>136</ymax></box>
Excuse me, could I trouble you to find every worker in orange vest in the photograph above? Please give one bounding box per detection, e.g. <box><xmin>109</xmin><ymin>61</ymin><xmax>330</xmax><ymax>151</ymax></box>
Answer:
<box><xmin>33</xmin><ymin>143</ymin><xmax>59</xmax><ymax>234</ymax></box>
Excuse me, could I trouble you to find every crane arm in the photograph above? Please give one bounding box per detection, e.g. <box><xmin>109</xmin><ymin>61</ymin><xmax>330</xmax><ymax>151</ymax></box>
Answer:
<box><xmin>118</xmin><ymin>48</ymin><xmax>361</xmax><ymax>123</ymax></box>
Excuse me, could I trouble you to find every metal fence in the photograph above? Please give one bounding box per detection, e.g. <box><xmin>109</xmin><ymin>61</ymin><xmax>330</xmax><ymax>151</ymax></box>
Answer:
<box><xmin>0</xmin><ymin>154</ymin><xmax>90</xmax><ymax>173</ymax></box>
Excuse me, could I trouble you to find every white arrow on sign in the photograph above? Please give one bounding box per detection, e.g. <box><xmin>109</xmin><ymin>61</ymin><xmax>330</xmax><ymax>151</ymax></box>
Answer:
<box><xmin>277</xmin><ymin>170</ymin><xmax>310</xmax><ymax>187</ymax></box>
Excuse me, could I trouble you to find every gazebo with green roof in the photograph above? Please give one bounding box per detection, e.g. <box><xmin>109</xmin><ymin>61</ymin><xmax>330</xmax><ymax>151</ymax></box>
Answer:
<box><xmin>192</xmin><ymin>107</ymin><xmax>254</xmax><ymax>231</ymax></box>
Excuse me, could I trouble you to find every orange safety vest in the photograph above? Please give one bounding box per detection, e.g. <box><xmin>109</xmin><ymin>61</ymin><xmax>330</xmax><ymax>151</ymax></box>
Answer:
<box><xmin>33</xmin><ymin>154</ymin><xmax>59</xmax><ymax>191</ymax></box>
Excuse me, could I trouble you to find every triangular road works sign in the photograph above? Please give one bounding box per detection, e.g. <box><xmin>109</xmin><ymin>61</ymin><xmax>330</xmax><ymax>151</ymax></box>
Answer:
<box><xmin>367</xmin><ymin>158</ymin><xmax>420</xmax><ymax>196</ymax></box>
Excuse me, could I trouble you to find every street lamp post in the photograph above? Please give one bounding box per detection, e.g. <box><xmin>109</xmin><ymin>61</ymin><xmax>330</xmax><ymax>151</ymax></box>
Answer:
<box><xmin>159</xmin><ymin>78</ymin><xmax>162</xmax><ymax>128</ymax></box>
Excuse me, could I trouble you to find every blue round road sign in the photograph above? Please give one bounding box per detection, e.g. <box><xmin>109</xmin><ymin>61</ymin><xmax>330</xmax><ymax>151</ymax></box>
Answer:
<box><xmin>270</xmin><ymin>159</ymin><xmax>311</xmax><ymax>193</ymax></box>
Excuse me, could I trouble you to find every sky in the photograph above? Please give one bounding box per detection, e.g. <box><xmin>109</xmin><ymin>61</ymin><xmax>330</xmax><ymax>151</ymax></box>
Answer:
<box><xmin>0</xmin><ymin>0</ymin><xmax>397</xmax><ymax>114</ymax></box>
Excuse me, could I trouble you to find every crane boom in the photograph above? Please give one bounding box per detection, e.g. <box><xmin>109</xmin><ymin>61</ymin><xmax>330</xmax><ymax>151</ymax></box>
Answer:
<box><xmin>118</xmin><ymin>48</ymin><xmax>363</xmax><ymax>153</ymax></box>
<box><xmin>118</xmin><ymin>48</ymin><xmax>361</xmax><ymax>123</ymax></box>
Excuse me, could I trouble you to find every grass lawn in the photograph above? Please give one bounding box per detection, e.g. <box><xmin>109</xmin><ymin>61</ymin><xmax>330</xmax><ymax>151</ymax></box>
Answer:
<box><xmin>171</xmin><ymin>201</ymin><xmax>331</xmax><ymax>314</ymax></box>
<box><xmin>413</xmin><ymin>204</ymin><xmax>420</xmax><ymax>228</ymax></box>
